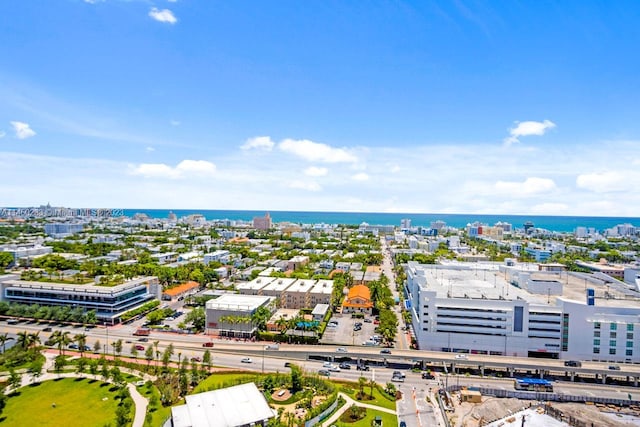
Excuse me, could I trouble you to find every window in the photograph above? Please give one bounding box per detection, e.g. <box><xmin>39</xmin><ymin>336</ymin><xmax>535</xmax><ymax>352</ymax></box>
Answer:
<box><xmin>610</xmin><ymin>323</ymin><xmax>617</xmax><ymax>331</ymax></box>
<box><xmin>627</xmin><ymin>333</ymin><xmax>634</xmax><ymax>340</ymax></box>
<box><xmin>593</xmin><ymin>347</ymin><xmax>600</xmax><ymax>354</ymax></box>
<box><xmin>628</xmin><ymin>324</ymin><xmax>634</xmax><ymax>332</ymax></box>
<box><xmin>593</xmin><ymin>339</ymin><xmax>600</xmax><ymax>346</ymax></box>
<box><xmin>627</xmin><ymin>341</ymin><xmax>633</xmax><ymax>348</ymax></box>
<box><xmin>594</xmin><ymin>322</ymin><xmax>601</xmax><ymax>329</ymax></box>
<box><xmin>610</xmin><ymin>348</ymin><xmax>617</xmax><ymax>355</ymax></box>
<box><xmin>626</xmin><ymin>349</ymin><xmax>633</xmax><ymax>356</ymax></box>
<box><xmin>594</xmin><ymin>331</ymin><xmax>601</xmax><ymax>337</ymax></box>
<box><xmin>610</xmin><ymin>332</ymin><xmax>617</xmax><ymax>339</ymax></box>
<box><xmin>610</xmin><ymin>340</ymin><xmax>617</xmax><ymax>347</ymax></box>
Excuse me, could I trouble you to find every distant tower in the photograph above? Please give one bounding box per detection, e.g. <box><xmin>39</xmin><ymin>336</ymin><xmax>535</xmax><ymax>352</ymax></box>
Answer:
<box><xmin>523</xmin><ymin>221</ymin><xmax>534</xmax><ymax>234</ymax></box>
<box><xmin>253</xmin><ymin>212</ymin><xmax>272</xmax><ymax>230</ymax></box>
<box><xmin>167</xmin><ymin>211</ymin><xmax>177</xmax><ymax>223</ymax></box>
<box><xmin>400</xmin><ymin>218</ymin><xmax>411</xmax><ymax>229</ymax></box>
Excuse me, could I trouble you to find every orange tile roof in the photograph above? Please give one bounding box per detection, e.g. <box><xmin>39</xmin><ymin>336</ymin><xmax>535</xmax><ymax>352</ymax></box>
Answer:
<box><xmin>347</xmin><ymin>284</ymin><xmax>371</xmax><ymax>300</ymax></box>
<box><xmin>163</xmin><ymin>281</ymin><xmax>199</xmax><ymax>296</ymax></box>
<box><xmin>342</xmin><ymin>284</ymin><xmax>373</xmax><ymax>309</ymax></box>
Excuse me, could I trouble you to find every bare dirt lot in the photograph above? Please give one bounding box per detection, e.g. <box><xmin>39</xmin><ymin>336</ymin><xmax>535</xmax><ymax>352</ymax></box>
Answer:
<box><xmin>447</xmin><ymin>392</ymin><xmax>640</xmax><ymax>427</ymax></box>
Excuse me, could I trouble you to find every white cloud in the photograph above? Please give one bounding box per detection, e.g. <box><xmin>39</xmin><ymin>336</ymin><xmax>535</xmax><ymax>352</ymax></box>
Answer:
<box><xmin>279</xmin><ymin>138</ymin><xmax>358</xmax><ymax>163</ymax></box>
<box><xmin>130</xmin><ymin>159</ymin><xmax>216</xmax><ymax>179</ymax></box>
<box><xmin>304</xmin><ymin>166</ymin><xmax>328</xmax><ymax>177</ymax></box>
<box><xmin>504</xmin><ymin>119</ymin><xmax>556</xmax><ymax>146</ymax></box>
<box><xmin>170</xmin><ymin>120</ymin><xmax>181</xmax><ymax>126</ymax></box>
<box><xmin>10</xmin><ymin>121</ymin><xmax>36</xmax><ymax>139</ymax></box>
<box><xmin>530</xmin><ymin>203</ymin><xmax>569</xmax><ymax>215</ymax></box>
<box><xmin>145</xmin><ymin>146</ymin><xmax>155</xmax><ymax>152</ymax></box>
<box><xmin>288</xmin><ymin>180</ymin><xmax>322</xmax><ymax>192</ymax></box>
<box><xmin>351</xmin><ymin>172</ymin><xmax>369</xmax><ymax>181</ymax></box>
<box><xmin>576</xmin><ymin>171</ymin><xmax>626</xmax><ymax>193</ymax></box>
<box><xmin>494</xmin><ymin>177</ymin><xmax>556</xmax><ymax>195</ymax></box>
<box><xmin>149</xmin><ymin>7</ymin><xmax>177</xmax><ymax>24</ymax></box>
<box><xmin>241</xmin><ymin>136</ymin><xmax>275</xmax><ymax>152</ymax></box>
<box><xmin>390</xmin><ymin>165</ymin><xmax>401</xmax><ymax>173</ymax></box>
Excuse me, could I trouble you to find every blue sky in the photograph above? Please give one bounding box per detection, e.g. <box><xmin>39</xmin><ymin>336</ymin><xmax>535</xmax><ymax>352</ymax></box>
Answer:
<box><xmin>1</xmin><ymin>1</ymin><xmax>639</xmax><ymax>216</ymax></box>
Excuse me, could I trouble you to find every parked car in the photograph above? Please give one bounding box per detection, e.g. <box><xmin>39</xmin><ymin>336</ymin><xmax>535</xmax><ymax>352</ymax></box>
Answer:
<box><xmin>241</xmin><ymin>357</ymin><xmax>252</xmax><ymax>363</ymax></box>
<box><xmin>138</xmin><ymin>337</ymin><xmax>149</xmax><ymax>342</ymax></box>
<box><xmin>82</xmin><ymin>345</ymin><xmax>91</xmax><ymax>351</ymax></box>
<box><xmin>564</xmin><ymin>360</ymin><xmax>581</xmax><ymax>367</ymax></box>
<box><xmin>364</xmin><ymin>318</ymin><xmax>372</xmax><ymax>323</ymax></box>
<box><xmin>454</xmin><ymin>354</ymin><xmax>468</xmax><ymax>360</ymax></box>
<box><xmin>336</xmin><ymin>347</ymin><xmax>348</xmax><ymax>353</ymax></box>
<box><xmin>380</xmin><ymin>349</ymin><xmax>392</xmax><ymax>354</ymax></box>
<box><xmin>68</xmin><ymin>344</ymin><xmax>79</xmax><ymax>349</ymax></box>
<box><xmin>191</xmin><ymin>357</ymin><xmax>202</xmax><ymax>362</ymax></box>
<box><xmin>202</xmin><ymin>341</ymin><xmax>214</xmax><ymax>347</ymax></box>
<box><xmin>42</xmin><ymin>327</ymin><xmax>52</xmax><ymax>332</ymax></box>
<box><xmin>422</xmin><ymin>371</ymin><xmax>435</xmax><ymax>379</ymax></box>
<box><xmin>135</xmin><ymin>345</ymin><xmax>145</xmax><ymax>351</ymax></box>
<box><xmin>608</xmin><ymin>365</ymin><xmax>621</xmax><ymax>370</ymax></box>
<box><xmin>284</xmin><ymin>362</ymin><xmax>292</xmax><ymax>367</ymax></box>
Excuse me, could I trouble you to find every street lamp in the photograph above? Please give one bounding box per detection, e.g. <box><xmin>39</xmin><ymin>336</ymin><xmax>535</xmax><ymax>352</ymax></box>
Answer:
<box><xmin>262</xmin><ymin>345</ymin><xmax>267</xmax><ymax>374</ymax></box>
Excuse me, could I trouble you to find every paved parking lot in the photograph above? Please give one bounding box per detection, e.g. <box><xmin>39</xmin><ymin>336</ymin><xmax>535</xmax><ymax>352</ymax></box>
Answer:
<box><xmin>320</xmin><ymin>313</ymin><xmax>378</xmax><ymax>346</ymax></box>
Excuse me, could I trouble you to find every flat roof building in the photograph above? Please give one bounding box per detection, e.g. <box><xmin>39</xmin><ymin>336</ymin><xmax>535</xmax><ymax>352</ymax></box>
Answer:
<box><xmin>0</xmin><ymin>276</ymin><xmax>160</xmax><ymax>325</ymax></box>
<box><xmin>405</xmin><ymin>261</ymin><xmax>640</xmax><ymax>363</ymax></box>
<box><xmin>205</xmin><ymin>294</ymin><xmax>275</xmax><ymax>338</ymax></box>
<box><xmin>171</xmin><ymin>382</ymin><xmax>275</xmax><ymax>427</ymax></box>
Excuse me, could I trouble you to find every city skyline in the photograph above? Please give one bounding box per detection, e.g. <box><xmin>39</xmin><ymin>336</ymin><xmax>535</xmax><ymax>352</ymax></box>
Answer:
<box><xmin>1</xmin><ymin>1</ymin><xmax>639</xmax><ymax>215</ymax></box>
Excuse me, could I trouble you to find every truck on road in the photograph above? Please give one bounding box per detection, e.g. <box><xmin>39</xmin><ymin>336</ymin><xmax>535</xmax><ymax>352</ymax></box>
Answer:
<box><xmin>133</xmin><ymin>328</ymin><xmax>151</xmax><ymax>336</ymax></box>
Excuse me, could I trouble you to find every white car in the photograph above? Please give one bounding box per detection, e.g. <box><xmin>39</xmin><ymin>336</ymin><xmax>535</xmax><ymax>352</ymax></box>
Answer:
<box><xmin>328</xmin><ymin>365</ymin><xmax>341</xmax><ymax>372</ymax></box>
<box><xmin>241</xmin><ymin>357</ymin><xmax>253</xmax><ymax>363</ymax></box>
<box><xmin>454</xmin><ymin>354</ymin><xmax>468</xmax><ymax>360</ymax></box>
<box><xmin>323</xmin><ymin>361</ymin><xmax>333</xmax><ymax>368</ymax></box>
<box><xmin>336</xmin><ymin>347</ymin><xmax>348</xmax><ymax>353</ymax></box>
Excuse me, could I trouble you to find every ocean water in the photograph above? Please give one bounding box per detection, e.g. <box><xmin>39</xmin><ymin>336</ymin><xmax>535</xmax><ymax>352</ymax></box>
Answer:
<box><xmin>123</xmin><ymin>209</ymin><xmax>640</xmax><ymax>233</ymax></box>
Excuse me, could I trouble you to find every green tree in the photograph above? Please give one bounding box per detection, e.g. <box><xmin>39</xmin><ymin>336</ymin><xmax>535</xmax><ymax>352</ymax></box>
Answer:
<box><xmin>54</xmin><ymin>354</ymin><xmax>66</xmax><ymax>374</ymax></box>
<box><xmin>113</xmin><ymin>339</ymin><xmax>123</xmax><ymax>358</ymax></box>
<box><xmin>8</xmin><ymin>369</ymin><xmax>22</xmax><ymax>391</ymax></box>
<box><xmin>290</xmin><ymin>364</ymin><xmax>303</xmax><ymax>393</ymax></box>
<box><xmin>145</xmin><ymin>345</ymin><xmax>154</xmax><ymax>369</ymax></box>
<box><xmin>202</xmin><ymin>349</ymin><xmax>212</xmax><ymax>371</ymax></box>
<box><xmin>0</xmin><ymin>252</ymin><xmax>14</xmax><ymax>269</ymax></box>
<box><xmin>185</xmin><ymin>307</ymin><xmax>206</xmax><ymax>332</ymax></box>
<box><xmin>74</xmin><ymin>333</ymin><xmax>87</xmax><ymax>357</ymax></box>
<box><xmin>0</xmin><ymin>332</ymin><xmax>14</xmax><ymax>353</ymax></box>
<box><xmin>130</xmin><ymin>343</ymin><xmax>139</xmax><ymax>358</ymax></box>
<box><xmin>28</xmin><ymin>359</ymin><xmax>43</xmax><ymax>383</ymax></box>
<box><xmin>358</xmin><ymin>376</ymin><xmax>367</xmax><ymax>398</ymax></box>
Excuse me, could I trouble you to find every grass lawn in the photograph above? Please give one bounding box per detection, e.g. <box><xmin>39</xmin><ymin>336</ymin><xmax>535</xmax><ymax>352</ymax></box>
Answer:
<box><xmin>0</xmin><ymin>378</ymin><xmax>122</xmax><ymax>427</ymax></box>
<box><xmin>340</xmin><ymin>384</ymin><xmax>397</xmax><ymax>411</ymax></box>
<box><xmin>335</xmin><ymin>408</ymin><xmax>397</xmax><ymax>427</ymax></box>
<box><xmin>193</xmin><ymin>371</ymin><xmax>263</xmax><ymax>393</ymax></box>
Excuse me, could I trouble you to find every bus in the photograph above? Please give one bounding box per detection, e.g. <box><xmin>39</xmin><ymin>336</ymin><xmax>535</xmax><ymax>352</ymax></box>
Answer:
<box><xmin>514</xmin><ymin>378</ymin><xmax>553</xmax><ymax>392</ymax></box>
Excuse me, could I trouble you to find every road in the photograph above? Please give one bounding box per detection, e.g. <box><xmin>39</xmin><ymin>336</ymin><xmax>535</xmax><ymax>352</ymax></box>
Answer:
<box><xmin>380</xmin><ymin>237</ymin><xmax>411</xmax><ymax>351</ymax></box>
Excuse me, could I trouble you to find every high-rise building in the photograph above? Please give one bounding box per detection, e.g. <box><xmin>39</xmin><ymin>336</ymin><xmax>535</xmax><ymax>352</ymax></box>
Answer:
<box><xmin>400</xmin><ymin>218</ymin><xmax>411</xmax><ymax>229</ymax></box>
<box><xmin>253</xmin><ymin>212</ymin><xmax>272</xmax><ymax>230</ymax></box>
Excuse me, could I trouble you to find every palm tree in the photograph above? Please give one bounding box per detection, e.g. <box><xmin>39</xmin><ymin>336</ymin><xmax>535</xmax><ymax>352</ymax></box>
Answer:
<box><xmin>275</xmin><ymin>317</ymin><xmax>288</xmax><ymax>334</ymax></box>
<box><xmin>368</xmin><ymin>378</ymin><xmax>376</xmax><ymax>398</ymax></box>
<box><xmin>358</xmin><ymin>376</ymin><xmax>367</xmax><ymax>399</ymax></box>
<box><xmin>74</xmin><ymin>333</ymin><xmax>87</xmax><ymax>357</ymax></box>
<box><xmin>17</xmin><ymin>331</ymin><xmax>40</xmax><ymax>350</ymax></box>
<box><xmin>0</xmin><ymin>332</ymin><xmax>14</xmax><ymax>353</ymax></box>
